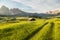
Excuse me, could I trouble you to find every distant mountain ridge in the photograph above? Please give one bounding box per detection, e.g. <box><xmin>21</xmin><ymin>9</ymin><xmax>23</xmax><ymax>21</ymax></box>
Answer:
<box><xmin>47</xmin><ymin>10</ymin><xmax>60</xmax><ymax>14</ymax></box>
<box><xmin>0</xmin><ymin>5</ymin><xmax>60</xmax><ymax>18</ymax></box>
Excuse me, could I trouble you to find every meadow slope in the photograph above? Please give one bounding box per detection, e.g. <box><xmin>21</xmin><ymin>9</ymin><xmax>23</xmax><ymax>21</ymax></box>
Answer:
<box><xmin>0</xmin><ymin>18</ymin><xmax>60</xmax><ymax>40</ymax></box>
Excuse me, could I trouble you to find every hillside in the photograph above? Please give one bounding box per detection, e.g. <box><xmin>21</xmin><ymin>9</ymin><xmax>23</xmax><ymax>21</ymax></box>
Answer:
<box><xmin>0</xmin><ymin>18</ymin><xmax>60</xmax><ymax>40</ymax></box>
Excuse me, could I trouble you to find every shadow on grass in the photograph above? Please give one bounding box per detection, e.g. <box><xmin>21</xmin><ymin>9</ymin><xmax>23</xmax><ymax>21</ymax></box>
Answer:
<box><xmin>43</xmin><ymin>22</ymin><xmax>54</xmax><ymax>40</ymax></box>
<box><xmin>24</xmin><ymin>22</ymin><xmax>49</xmax><ymax>40</ymax></box>
<box><xmin>0</xmin><ymin>28</ymin><xmax>15</xmax><ymax>39</ymax></box>
<box><xmin>2</xmin><ymin>28</ymin><xmax>15</xmax><ymax>33</ymax></box>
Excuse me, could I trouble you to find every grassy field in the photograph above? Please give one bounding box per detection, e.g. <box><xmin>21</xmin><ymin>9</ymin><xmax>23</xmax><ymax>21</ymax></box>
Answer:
<box><xmin>0</xmin><ymin>18</ymin><xmax>60</xmax><ymax>40</ymax></box>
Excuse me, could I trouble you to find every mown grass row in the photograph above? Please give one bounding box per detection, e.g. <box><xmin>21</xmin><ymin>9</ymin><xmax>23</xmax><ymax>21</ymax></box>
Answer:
<box><xmin>0</xmin><ymin>18</ymin><xmax>60</xmax><ymax>40</ymax></box>
<box><xmin>0</xmin><ymin>20</ymin><xmax>46</xmax><ymax>40</ymax></box>
<box><xmin>30</xmin><ymin>22</ymin><xmax>54</xmax><ymax>40</ymax></box>
<box><xmin>53</xmin><ymin>22</ymin><xmax>60</xmax><ymax>40</ymax></box>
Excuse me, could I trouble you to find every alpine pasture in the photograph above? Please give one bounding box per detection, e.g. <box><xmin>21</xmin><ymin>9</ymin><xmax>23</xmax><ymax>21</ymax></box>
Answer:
<box><xmin>0</xmin><ymin>17</ymin><xmax>60</xmax><ymax>40</ymax></box>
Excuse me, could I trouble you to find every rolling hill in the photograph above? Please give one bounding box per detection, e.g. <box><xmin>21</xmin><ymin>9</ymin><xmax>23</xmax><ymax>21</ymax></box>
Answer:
<box><xmin>0</xmin><ymin>18</ymin><xmax>60</xmax><ymax>40</ymax></box>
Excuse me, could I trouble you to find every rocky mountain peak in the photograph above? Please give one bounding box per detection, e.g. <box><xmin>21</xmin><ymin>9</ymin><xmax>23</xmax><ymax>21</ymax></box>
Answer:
<box><xmin>47</xmin><ymin>10</ymin><xmax>60</xmax><ymax>14</ymax></box>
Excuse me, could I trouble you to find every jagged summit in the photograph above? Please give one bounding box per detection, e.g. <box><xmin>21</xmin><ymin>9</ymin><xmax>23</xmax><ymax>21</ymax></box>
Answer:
<box><xmin>0</xmin><ymin>5</ymin><xmax>60</xmax><ymax>17</ymax></box>
<box><xmin>47</xmin><ymin>10</ymin><xmax>60</xmax><ymax>14</ymax></box>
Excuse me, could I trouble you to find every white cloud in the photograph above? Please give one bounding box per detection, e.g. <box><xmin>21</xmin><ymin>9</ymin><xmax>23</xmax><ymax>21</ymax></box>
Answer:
<box><xmin>0</xmin><ymin>3</ymin><xmax>6</xmax><ymax>8</ymax></box>
<box><xmin>0</xmin><ymin>4</ymin><xmax>2</xmax><ymax>7</ymax></box>
<box><xmin>12</xmin><ymin>0</ymin><xmax>60</xmax><ymax>13</ymax></box>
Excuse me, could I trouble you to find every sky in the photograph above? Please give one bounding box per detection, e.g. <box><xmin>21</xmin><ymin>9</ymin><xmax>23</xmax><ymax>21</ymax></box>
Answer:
<box><xmin>0</xmin><ymin>0</ymin><xmax>60</xmax><ymax>13</ymax></box>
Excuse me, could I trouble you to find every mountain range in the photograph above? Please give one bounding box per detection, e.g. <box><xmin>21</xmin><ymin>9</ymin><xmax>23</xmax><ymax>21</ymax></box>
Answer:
<box><xmin>0</xmin><ymin>6</ymin><xmax>60</xmax><ymax>18</ymax></box>
<box><xmin>47</xmin><ymin>10</ymin><xmax>60</xmax><ymax>14</ymax></box>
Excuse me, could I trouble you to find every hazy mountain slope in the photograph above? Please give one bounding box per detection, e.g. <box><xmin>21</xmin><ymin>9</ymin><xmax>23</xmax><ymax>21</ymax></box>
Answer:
<box><xmin>0</xmin><ymin>6</ymin><xmax>60</xmax><ymax>17</ymax></box>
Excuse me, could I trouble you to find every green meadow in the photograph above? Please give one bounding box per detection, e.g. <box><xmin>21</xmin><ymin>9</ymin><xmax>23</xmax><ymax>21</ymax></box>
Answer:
<box><xmin>0</xmin><ymin>18</ymin><xmax>60</xmax><ymax>40</ymax></box>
